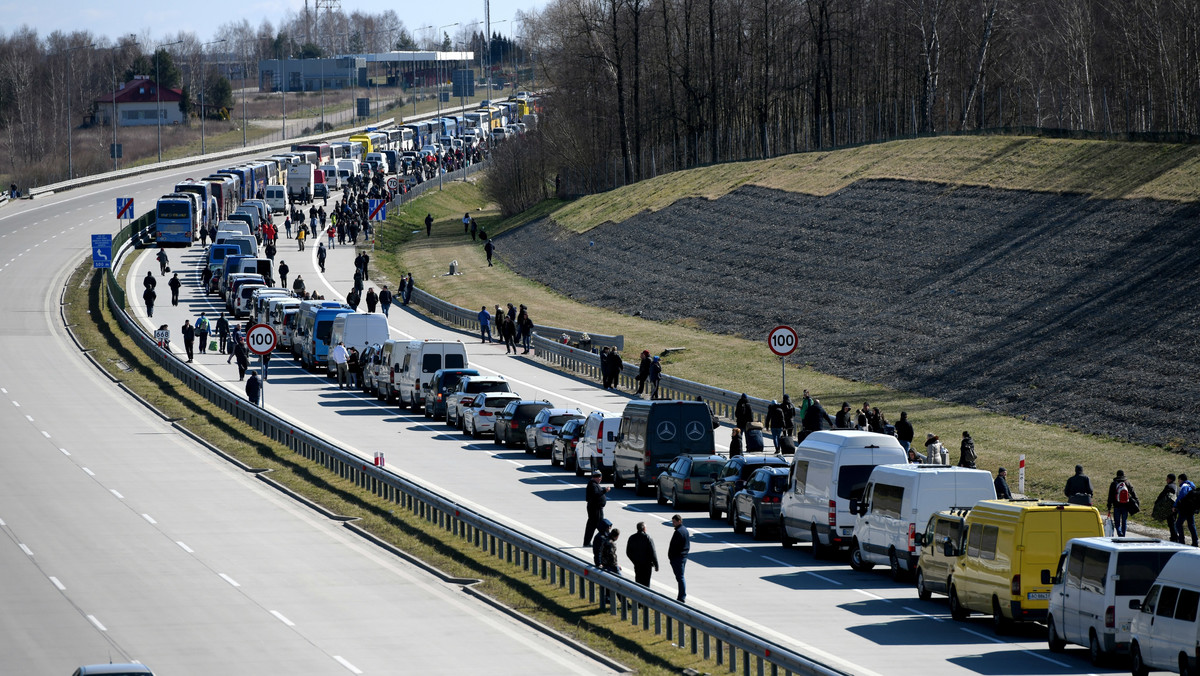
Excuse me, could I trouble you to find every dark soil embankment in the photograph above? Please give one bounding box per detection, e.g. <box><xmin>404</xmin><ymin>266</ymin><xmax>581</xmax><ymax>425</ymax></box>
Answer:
<box><xmin>497</xmin><ymin>180</ymin><xmax>1200</xmax><ymax>452</ymax></box>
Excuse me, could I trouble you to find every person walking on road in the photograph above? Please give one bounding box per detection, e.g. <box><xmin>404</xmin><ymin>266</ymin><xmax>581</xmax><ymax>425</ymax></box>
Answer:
<box><xmin>634</xmin><ymin>350</ymin><xmax>651</xmax><ymax>396</ymax></box>
<box><xmin>625</xmin><ymin>522</ymin><xmax>659</xmax><ymax>586</ymax></box>
<box><xmin>765</xmin><ymin>400</ymin><xmax>785</xmax><ymax>451</ymax></box>
<box><xmin>478</xmin><ymin>306</ymin><xmax>492</xmax><ymax>343</ymax></box>
<box><xmin>379</xmin><ymin>287</ymin><xmax>393</xmax><ymax>316</ymax></box>
<box><xmin>649</xmin><ymin>356</ymin><xmax>663</xmax><ymax>400</ymax></box>
<box><xmin>168</xmin><ymin>273</ymin><xmax>181</xmax><ymax>306</ymax></box>
<box><xmin>1065</xmin><ymin>465</ymin><xmax>1095</xmax><ymax>506</ymax></box>
<box><xmin>156</xmin><ymin>247</ymin><xmax>169</xmax><ymax>275</ymax></box>
<box><xmin>1106</xmin><ymin>470</ymin><xmax>1139</xmax><ymax>537</ymax></box>
<box><xmin>216</xmin><ymin>312</ymin><xmax>230</xmax><ymax>354</ymax></box>
<box><xmin>278</xmin><ymin>261</ymin><xmax>289</xmax><ymax>289</ymax></box>
<box><xmin>297</xmin><ymin>227</ymin><xmax>306</xmax><ymax>251</ymax></box>
<box><xmin>1173</xmin><ymin>474</ymin><xmax>1197</xmax><ymax>546</ymax></box>
<box><xmin>605</xmin><ymin>348</ymin><xmax>623</xmax><ymax>389</ymax></box>
<box><xmin>317</xmin><ymin>244</ymin><xmax>327</xmax><ymax>273</ymax></box>
<box><xmin>583</xmin><ymin>469</ymin><xmax>610</xmax><ymax>547</ymax></box>
<box><xmin>501</xmin><ymin>314</ymin><xmax>518</xmax><ymax>354</ymax></box>
<box><xmin>735</xmin><ymin>393</ymin><xmax>753</xmax><ymax>432</ymax></box>
<box><xmin>331</xmin><ymin>341</ymin><xmax>350</xmax><ymax>389</ymax></box>
<box><xmin>365</xmin><ymin>288</ymin><xmax>378</xmax><ymax>313</ymax></box>
<box><xmin>591</xmin><ymin>518</ymin><xmax>612</xmax><ymax>566</ymax></box>
<box><xmin>245</xmin><ymin>370</ymin><xmax>261</xmax><ymax>406</ymax></box>
<box><xmin>143</xmin><ymin>285</ymin><xmax>157</xmax><ymax>318</ymax></box>
<box><xmin>1154</xmin><ymin>474</ymin><xmax>1179</xmax><ymax>542</ymax></box>
<box><xmin>196</xmin><ymin>312</ymin><xmax>210</xmax><ymax>354</ymax></box>
<box><xmin>234</xmin><ymin>340</ymin><xmax>250</xmax><ymax>380</ymax></box>
<box><xmin>781</xmin><ymin>394</ymin><xmax>797</xmax><ymax>437</ymax></box>
<box><xmin>425</xmin><ymin>213</ymin><xmax>433</xmax><ymax>236</ymax></box>
<box><xmin>668</xmin><ymin>515</ymin><xmax>691</xmax><ymax>603</ymax></box>
<box><xmin>403</xmin><ymin>274</ymin><xmax>414</xmax><ymax>305</ymax></box>
<box><xmin>292</xmin><ymin>275</ymin><xmax>305</xmax><ymax>298</ymax></box>
<box><xmin>995</xmin><ymin>467</ymin><xmax>1013</xmax><ymax>499</ymax></box>
<box><xmin>958</xmin><ymin>431</ymin><xmax>977</xmax><ymax>469</ymax></box>
<box><xmin>181</xmin><ymin>319</ymin><xmax>195</xmax><ymax>362</ymax></box>
<box><xmin>484</xmin><ymin>239</ymin><xmax>494</xmax><ymax>266</ymax></box>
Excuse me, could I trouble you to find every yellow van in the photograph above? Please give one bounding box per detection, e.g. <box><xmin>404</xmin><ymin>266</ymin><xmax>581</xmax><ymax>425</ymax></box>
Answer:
<box><xmin>947</xmin><ymin>499</ymin><xmax>1103</xmax><ymax>632</ymax></box>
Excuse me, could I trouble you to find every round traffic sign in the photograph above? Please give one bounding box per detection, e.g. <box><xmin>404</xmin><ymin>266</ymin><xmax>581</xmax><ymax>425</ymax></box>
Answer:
<box><xmin>246</xmin><ymin>323</ymin><xmax>278</xmax><ymax>356</ymax></box>
<box><xmin>387</xmin><ymin>177</ymin><xmax>400</xmax><ymax>191</ymax></box>
<box><xmin>768</xmin><ymin>325</ymin><xmax>798</xmax><ymax>357</ymax></box>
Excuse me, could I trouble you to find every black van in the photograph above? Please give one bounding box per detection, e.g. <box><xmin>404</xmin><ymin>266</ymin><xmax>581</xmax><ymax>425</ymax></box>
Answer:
<box><xmin>613</xmin><ymin>400</ymin><xmax>718</xmax><ymax>496</ymax></box>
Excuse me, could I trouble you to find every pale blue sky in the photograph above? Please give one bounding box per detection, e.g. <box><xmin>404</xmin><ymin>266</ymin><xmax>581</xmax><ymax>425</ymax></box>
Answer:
<box><xmin>0</xmin><ymin>0</ymin><xmax>547</xmax><ymax>45</ymax></box>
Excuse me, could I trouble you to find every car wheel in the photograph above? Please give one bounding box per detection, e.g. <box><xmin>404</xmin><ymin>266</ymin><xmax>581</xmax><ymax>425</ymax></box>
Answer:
<box><xmin>991</xmin><ymin>597</ymin><xmax>1012</xmax><ymax>635</ymax></box>
<box><xmin>1179</xmin><ymin>651</ymin><xmax>1194</xmax><ymax>676</ymax></box>
<box><xmin>423</xmin><ymin>406</ymin><xmax>431</xmax><ymax>419</ymax></box>
<box><xmin>1130</xmin><ymin>642</ymin><xmax>1149</xmax><ymax>676</ymax></box>
<box><xmin>574</xmin><ymin>460</ymin><xmax>584</xmax><ymax>478</ymax></box>
<box><xmin>657</xmin><ymin>484</ymin><xmax>669</xmax><ymax>506</ymax></box>
<box><xmin>493</xmin><ymin>430</ymin><xmax>503</xmax><ymax>446</ymax></box>
<box><xmin>949</xmin><ymin>584</ymin><xmax>968</xmax><ymax>621</ymax></box>
<box><xmin>670</xmin><ymin>489</ymin><xmax>682</xmax><ymax>510</ymax></box>
<box><xmin>727</xmin><ymin>501</ymin><xmax>737</xmax><ymax>527</ymax></box>
<box><xmin>780</xmin><ymin>519</ymin><xmax>796</xmax><ymax>548</ymax></box>
<box><xmin>472</xmin><ymin>421</ymin><xmax>482</xmax><ymax>440</ymax></box>
<box><xmin>551</xmin><ymin>449</ymin><xmax>561</xmax><ymax>467</ymax></box>
<box><xmin>634</xmin><ymin>472</ymin><xmax>648</xmax><ymax>497</ymax></box>
<box><xmin>566</xmin><ymin>453</ymin><xmax>576</xmax><ymax>473</ymax></box>
<box><xmin>1088</xmin><ymin>629</ymin><xmax>1105</xmax><ymax>666</ymax></box>
<box><xmin>751</xmin><ymin>511</ymin><xmax>765</xmax><ymax>540</ymax></box>
<box><xmin>1046</xmin><ymin>616</ymin><xmax>1065</xmax><ymax>653</ymax></box>
<box><xmin>708</xmin><ymin>495</ymin><xmax>721</xmax><ymax>521</ymax></box>
<box><xmin>916</xmin><ymin>568</ymin><xmax>932</xmax><ymax>601</ymax></box>
<box><xmin>888</xmin><ymin>549</ymin><xmax>906</xmax><ymax>582</ymax></box>
<box><xmin>613</xmin><ymin>469</ymin><xmax>626</xmax><ymax>490</ymax></box>
<box><xmin>849</xmin><ymin>540</ymin><xmax>874</xmax><ymax>571</ymax></box>
<box><xmin>810</xmin><ymin>526</ymin><xmax>828</xmax><ymax>560</ymax></box>
<box><xmin>733</xmin><ymin>510</ymin><xmax>747</xmax><ymax>534</ymax></box>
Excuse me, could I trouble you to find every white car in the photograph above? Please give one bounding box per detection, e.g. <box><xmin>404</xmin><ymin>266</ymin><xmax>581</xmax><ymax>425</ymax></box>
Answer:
<box><xmin>446</xmin><ymin>376</ymin><xmax>513</xmax><ymax>428</ymax></box>
<box><xmin>463</xmin><ymin>392</ymin><xmax>522</xmax><ymax>439</ymax></box>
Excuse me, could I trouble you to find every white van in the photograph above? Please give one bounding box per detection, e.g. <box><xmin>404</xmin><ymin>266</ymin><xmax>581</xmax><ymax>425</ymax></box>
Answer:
<box><xmin>1129</xmin><ymin>549</ymin><xmax>1200</xmax><ymax>676</ymax></box>
<box><xmin>779</xmin><ymin>430</ymin><xmax>907</xmax><ymax>558</ymax></box>
<box><xmin>575</xmin><ymin>412</ymin><xmax>621</xmax><ymax>478</ymax></box>
<box><xmin>336</xmin><ymin>159</ymin><xmax>360</xmax><ymax>179</ymax></box>
<box><xmin>328</xmin><ymin>313</ymin><xmax>390</xmax><ymax>374</ymax></box>
<box><xmin>280</xmin><ymin>309</ymin><xmax>299</xmax><ymax>349</ymax></box>
<box><xmin>1046</xmin><ymin>538</ymin><xmax>1192</xmax><ymax>665</ymax></box>
<box><xmin>395</xmin><ymin>339</ymin><xmax>468</xmax><ymax>410</ymax></box>
<box><xmin>850</xmin><ymin>464</ymin><xmax>997</xmax><ymax>579</ymax></box>
<box><xmin>264</xmin><ymin>185</ymin><xmax>287</xmax><ymax>213</ymax></box>
<box><xmin>364</xmin><ymin>152</ymin><xmax>391</xmax><ymax>174</ymax></box>
<box><xmin>319</xmin><ymin>164</ymin><xmax>341</xmax><ymax>190</ymax></box>
<box><xmin>215</xmin><ymin>221</ymin><xmax>252</xmax><ymax>239</ymax></box>
<box><xmin>250</xmin><ymin>289</ymin><xmax>290</xmax><ymax>324</ymax></box>
<box><xmin>268</xmin><ymin>297</ymin><xmax>300</xmax><ymax>332</ymax></box>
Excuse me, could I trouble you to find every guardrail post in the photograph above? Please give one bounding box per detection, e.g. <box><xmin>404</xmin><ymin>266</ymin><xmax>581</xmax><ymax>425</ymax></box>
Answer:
<box><xmin>568</xmin><ymin>571</ymin><xmax>576</xmax><ymax>595</ymax></box>
<box><xmin>666</xmin><ymin>616</ymin><xmax>673</xmax><ymax>643</ymax></box>
<box><xmin>717</xmin><ymin>640</ymin><xmax>724</xmax><ymax>666</ymax></box>
<box><xmin>704</xmin><ymin>633</ymin><xmax>711</xmax><ymax>660</ymax></box>
<box><xmin>691</xmin><ymin>626</ymin><xmax>698</xmax><ymax>655</ymax></box>
<box><xmin>619</xmin><ymin>595</ymin><xmax>627</xmax><ymax>621</ymax></box>
<box><xmin>654</xmin><ymin>609</ymin><xmax>661</xmax><ymax>635</ymax></box>
<box><xmin>588</xmin><ymin>580</ymin><xmax>595</xmax><ymax>604</ymax></box>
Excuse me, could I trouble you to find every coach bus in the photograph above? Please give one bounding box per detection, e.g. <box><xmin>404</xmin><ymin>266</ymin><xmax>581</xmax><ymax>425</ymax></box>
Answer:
<box><xmin>155</xmin><ymin>196</ymin><xmax>196</xmax><ymax>246</ymax></box>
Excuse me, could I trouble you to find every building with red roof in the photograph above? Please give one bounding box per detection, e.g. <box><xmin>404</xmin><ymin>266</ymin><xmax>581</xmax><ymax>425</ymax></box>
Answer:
<box><xmin>94</xmin><ymin>76</ymin><xmax>185</xmax><ymax>127</ymax></box>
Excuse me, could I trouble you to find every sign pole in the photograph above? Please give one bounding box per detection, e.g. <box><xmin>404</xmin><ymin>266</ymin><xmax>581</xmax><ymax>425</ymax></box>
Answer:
<box><xmin>260</xmin><ymin>354</ymin><xmax>266</xmax><ymax>407</ymax></box>
<box><xmin>781</xmin><ymin>355</ymin><xmax>786</xmax><ymax>401</ymax></box>
<box><xmin>767</xmin><ymin>325</ymin><xmax>798</xmax><ymax>401</ymax></box>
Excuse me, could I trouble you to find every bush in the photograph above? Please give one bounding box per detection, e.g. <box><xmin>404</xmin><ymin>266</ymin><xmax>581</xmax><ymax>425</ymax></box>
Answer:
<box><xmin>481</xmin><ymin>130</ymin><xmax>551</xmax><ymax>217</ymax></box>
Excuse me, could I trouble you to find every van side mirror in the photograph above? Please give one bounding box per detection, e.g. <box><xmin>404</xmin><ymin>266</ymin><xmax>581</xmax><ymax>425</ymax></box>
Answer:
<box><xmin>616</xmin><ymin>433</ymin><xmax>624</xmax><ymax>443</ymax></box>
<box><xmin>709</xmin><ymin>472</ymin><xmax>718</xmax><ymax>480</ymax></box>
<box><xmin>943</xmin><ymin>538</ymin><xmax>956</xmax><ymax>558</ymax></box>
<box><xmin>849</xmin><ymin>499</ymin><xmax>861</xmax><ymax>516</ymax></box>
<box><xmin>1041</xmin><ymin>570</ymin><xmax>1052</xmax><ymax>585</ymax></box>
<box><xmin>712</xmin><ymin>418</ymin><xmax>720</xmax><ymax>430</ymax></box>
<box><xmin>607</xmin><ymin>431</ymin><xmax>616</xmax><ymax>442</ymax></box>
<box><xmin>1129</xmin><ymin>599</ymin><xmax>1141</xmax><ymax>610</ymax></box>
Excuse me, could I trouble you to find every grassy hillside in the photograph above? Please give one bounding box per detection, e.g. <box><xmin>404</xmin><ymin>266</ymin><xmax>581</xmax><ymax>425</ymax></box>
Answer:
<box><xmin>552</xmin><ymin>135</ymin><xmax>1200</xmax><ymax>232</ymax></box>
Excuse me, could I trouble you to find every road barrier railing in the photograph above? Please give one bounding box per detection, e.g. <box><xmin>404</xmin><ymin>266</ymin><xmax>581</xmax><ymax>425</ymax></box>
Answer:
<box><xmin>102</xmin><ymin>216</ymin><xmax>845</xmax><ymax>676</ymax></box>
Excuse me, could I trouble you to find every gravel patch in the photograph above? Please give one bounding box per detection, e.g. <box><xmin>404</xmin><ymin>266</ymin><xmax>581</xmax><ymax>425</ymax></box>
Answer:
<box><xmin>497</xmin><ymin>180</ymin><xmax>1200</xmax><ymax>452</ymax></box>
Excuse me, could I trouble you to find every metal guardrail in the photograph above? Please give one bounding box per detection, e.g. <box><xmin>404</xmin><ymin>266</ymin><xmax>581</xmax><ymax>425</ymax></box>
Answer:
<box><xmin>409</xmin><ymin>287</ymin><xmax>625</xmax><ymax>351</ymax></box>
<box><xmin>530</xmin><ymin>334</ymin><xmax>773</xmax><ymax>422</ymax></box>
<box><xmin>102</xmin><ymin>217</ymin><xmax>844</xmax><ymax>676</ymax></box>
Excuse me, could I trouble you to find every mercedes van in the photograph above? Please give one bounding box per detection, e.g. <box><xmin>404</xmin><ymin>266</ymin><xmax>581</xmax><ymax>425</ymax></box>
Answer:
<box><xmin>612</xmin><ymin>400</ymin><xmax>718</xmax><ymax>496</ymax></box>
<box><xmin>392</xmin><ymin>339</ymin><xmax>468</xmax><ymax>409</ymax></box>
<box><xmin>778</xmin><ymin>430</ymin><xmax>907</xmax><ymax>558</ymax></box>
<box><xmin>328</xmin><ymin>313</ymin><xmax>390</xmax><ymax>374</ymax></box>
<box><xmin>1129</xmin><ymin>549</ymin><xmax>1200</xmax><ymax>676</ymax></box>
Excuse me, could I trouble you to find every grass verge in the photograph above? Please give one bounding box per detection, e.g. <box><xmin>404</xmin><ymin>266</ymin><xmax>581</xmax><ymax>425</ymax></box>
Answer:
<box><xmin>368</xmin><ymin>157</ymin><xmax>1197</xmax><ymax>531</ymax></box>
<box><xmin>66</xmin><ymin>256</ymin><xmax>717</xmax><ymax>675</ymax></box>
<box><xmin>552</xmin><ymin>135</ymin><xmax>1200</xmax><ymax>233</ymax></box>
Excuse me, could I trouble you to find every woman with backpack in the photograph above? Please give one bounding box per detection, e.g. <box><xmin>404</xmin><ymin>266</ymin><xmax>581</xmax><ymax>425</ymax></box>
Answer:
<box><xmin>1105</xmin><ymin>470</ymin><xmax>1139</xmax><ymax>537</ymax></box>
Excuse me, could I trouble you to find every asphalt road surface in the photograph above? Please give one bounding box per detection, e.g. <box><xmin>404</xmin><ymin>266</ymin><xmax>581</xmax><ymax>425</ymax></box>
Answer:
<box><xmin>119</xmin><ymin>181</ymin><xmax>1129</xmax><ymax>676</ymax></box>
<box><xmin>0</xmin><ymin>174</ymin><xmax>615</xmax><ymax>675</ymax></box>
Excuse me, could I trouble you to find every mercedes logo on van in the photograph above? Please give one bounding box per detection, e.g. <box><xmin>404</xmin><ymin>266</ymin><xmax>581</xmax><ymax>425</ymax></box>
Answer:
<box><xmin>685</xmin><ymin>421</ymin><xmax>705</xmax><ymax>441</ymax></box>
<box><xmin>656</xmin><ymin>421</ymin><xmax>676</xmax><ymax>440</ymax></box>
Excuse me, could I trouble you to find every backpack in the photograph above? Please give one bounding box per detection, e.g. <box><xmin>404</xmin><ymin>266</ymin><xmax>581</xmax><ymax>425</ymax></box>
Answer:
<box><xmin>1180</xmin><ymin>485</ymin><xmax>1200</xmax><ymax>515</ymax></box>
<box><xmin>196</xmin><ymin>317</ymin><xmax>209</xmax><ymax>331</ymax></box>
<box><xmin>1116</xmin><ymin>481</ymin><xmax>1130</xmax><ymax>504</ymax></box>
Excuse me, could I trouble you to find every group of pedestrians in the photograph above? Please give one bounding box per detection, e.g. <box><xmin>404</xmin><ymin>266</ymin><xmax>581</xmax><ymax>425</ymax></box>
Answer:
<box><xmin>476</xmin><ymin>303</ymin><xmax>534</xmax><ymax>354</ymax></box>
<box><xmin>1064</xmin><ymin>466</ymin><xmax>1198</xmax><ymax>543</ymax></box>
<box><xmin>583</xmin><ymin>470</ymin><xmax>691</xmax><ymax>603</ymax></box>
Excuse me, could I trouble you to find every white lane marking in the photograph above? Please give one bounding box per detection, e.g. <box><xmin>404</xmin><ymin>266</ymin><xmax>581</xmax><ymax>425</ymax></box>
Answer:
<box><xmin>854</xmin><ymin>589</ymin><xmax>889</xmax><ymax>601</ymax></box>
<box><xmin>219</xmin><ymin>573</ymin><xmax>241</xmax><ymax>587</ymax></box>
<box><xmin>87</xmin><ymin>615</ymin><xmax>108</xmax><ymax>631</ymax></box>
<box><xmin>41</xmin><ymin>430</ymin><xmax>50</xmax><ymax>438</ymax></box>
<box><xmin>19</xmin><ymin>543</ymin><xmax>33</xmax><ymax>556</ymax></box>
<box><xmin>959</xmin><ymin>628</ymin><xmax>1073</xmax><ymax>667</ymax></box>
<box><xmin>142</xmin><ymin>514</ymin><xmax>157</xmax><ymax>524</ymax></box>
<box><xmin>11</xmin><ymin>400</ymin><xmax>19</xmax><ymax>406</ymax></box>
<box><xmin>804</xmin><ymin>570</ymin><xmax>844</xmax><ymax>585</ymax></box>
<box><xmin>0</xmin><ymin>517</ymin><xmax>5</xmax><ymax>526</ymax></box>
<box><xmin>59</xmin><ymin>448</ymin><xmax>70</xmax><ymax>456</ymax></box>
<box><xmin>176</xmin><ymin>541</ymin><xmax>194</xmax><ymax>553</ymax></box>
<box><xmin>270</xmin><ymin>610</ymin><xmax>295</xmax><ymax>626</ymax></box>
<box><xmin>82</xmin><ymin>467</ymin><xmax>94</xmax><ymax>476</ymax></box>
<box><xmin>761</xmin><ymin>555</ymin><xmax>792</xmax><ymax>567</ymax></box>
<box><xmin>504</xmin><ymin>459</ymin><xmax>523</xmax><ymax>466</ymax></box>
<box><xmin>49</xmin><ymin>576</ymin><xmax>66</xmax><ymax>591</ymax></box>
<box><xmin>0</xmin><ymin>388</ymin><xmax>7</xmax><ymax>394</ymax></box>
<box><xmin>332</xmin><ymin>656</ymin><xmax>363</xmax><ymax>674</ymax></box>
<box><xmin>902</xmin><ymin>606</ymin><xmax>944</xmax><ymax>622</ymax></box>
<box><xmin>24</xmin><ymin>414</ymin><xmax>33</xmax><ymax>421</ymax></box>
<box><xmin>557</xmin><ymin>479</ymin><xmax>573</xmax><ymax>485</ymax></box>
<box><xmin>110</xmin><ymin>489</ymin><xmax>124</xmax><ymax>499</ymax></box>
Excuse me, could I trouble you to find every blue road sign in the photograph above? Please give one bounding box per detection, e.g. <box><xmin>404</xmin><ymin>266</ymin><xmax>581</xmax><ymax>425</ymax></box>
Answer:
<box><xmin>116</xmin><ymin>198</ymin><xmax>134</xmax><ymax>219</ymax></box>
<box><xmin>92</xmin><ymin>233</ymin><xmax>113</xmax><ymax>269</ymax></box>
<box><xmin>368</xmin><ymin>199</ymin><xmax>387</xmax><ymax>222</ymax></box>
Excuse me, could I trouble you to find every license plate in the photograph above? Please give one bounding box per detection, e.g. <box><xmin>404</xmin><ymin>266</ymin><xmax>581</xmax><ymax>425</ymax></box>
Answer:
<box><xmin>657</xmin><ymin>463</ymin><xmax>671</xmax><ymax>468</ymax></box>
<box><xmin>700</xmin><ymin>483</ymin><xmax>712</xmax><ymax>490</ymax></box>
<box><xmin>1027</xmin><ymin>592</ymin><xmax>1050</xmax><ymax>601</ymax></box>
<box><xmin>1120</xmin><ymin>622</ymin><xmax>1131</xmax><ymax>632</ymax></box>
<box><xmin>841</xmin><ymin>528</ymin><xmax>853</xmax><ymax>536</ymax></box>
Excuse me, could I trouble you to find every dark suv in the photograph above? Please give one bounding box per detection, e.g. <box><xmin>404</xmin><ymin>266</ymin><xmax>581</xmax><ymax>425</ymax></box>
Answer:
<box><xmin>708</xmin><ymin>454</ymin><xmax>791</xmax><ymax>521</ymax></box>
<box><xmin>494</xmin><ymin>400</ymin><xmax>552</xmax><ymax>448</ymax></box>
<box><xmin>421</xmin><ymin>368</ymin><xmax>480</xmax><ymax>420</ymax></box>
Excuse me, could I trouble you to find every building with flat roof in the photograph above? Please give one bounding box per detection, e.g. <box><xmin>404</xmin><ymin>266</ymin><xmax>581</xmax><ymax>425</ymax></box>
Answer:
<box><xmin>258</xmin><ymin>51</ymin><xmax>474</xmax><ymax>93</ymax></box>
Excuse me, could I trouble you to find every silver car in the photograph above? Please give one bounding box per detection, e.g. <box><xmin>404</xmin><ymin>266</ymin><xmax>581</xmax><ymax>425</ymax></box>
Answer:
<box><xmin>524</xmin><ymin>408</ymin><xmax>584</xmax><ymax>457</ymax></box>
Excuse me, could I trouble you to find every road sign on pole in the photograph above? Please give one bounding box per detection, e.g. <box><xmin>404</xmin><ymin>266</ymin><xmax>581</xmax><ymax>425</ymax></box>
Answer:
<box><xmin>91</xmin><ymin>233</ymin><xmax>113</xmax><ymax>269</ymax></box>
<box><xmin>386</xmin><ymin>177</ymin><xmax>400</xmax><ymax>192</ymax></box>
<box><xmin>367</xmin><ymin>199</ymin><xmax>387</xmax><ymax>221</ymax></box>
<box><xmin>768</xmin><ymin>325</ymin><xmax>798</xmax><ymax>400</ymax></box>
<box><xmin>246</xmin><ymin>323</ymin><xmax>277</xmax><ymax>356</ymax></box>
<box><xmin>116</xmin><ymin>198</ymin><xmax>134</xmax><ymax>220</ymax></box>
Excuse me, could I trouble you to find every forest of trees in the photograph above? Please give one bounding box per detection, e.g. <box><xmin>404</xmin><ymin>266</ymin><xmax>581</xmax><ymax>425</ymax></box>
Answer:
<box><xmin>525</xmin><ymin>0</ymin><xmax>1200</xmax><ymax>192</ymax></box>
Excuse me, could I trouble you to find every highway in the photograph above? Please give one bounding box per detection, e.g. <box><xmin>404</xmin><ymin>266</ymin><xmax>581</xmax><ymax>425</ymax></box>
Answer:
<box><xmin>0</xmin><ymin>170</ymin><xmax>615</xmax><ymax>675</ymax></box>
<box><xmin>110</xmin><ymin>169</ymin><xmax>1127</xmax><ymax>676</ymax></box>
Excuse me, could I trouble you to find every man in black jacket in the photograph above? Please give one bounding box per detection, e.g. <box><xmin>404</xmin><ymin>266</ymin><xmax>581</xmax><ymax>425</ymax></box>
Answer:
<box><xmin>668</xmin><ymin>515</ymin><xmax>690</xmax><ymax>603</ymax></box>
<box><xmin>606</xmin><ymin>349</ymin><xmax>623</xmax><ymax>389</ymax></box>
<box><xmin>625</xmin><ymin>522</ymin><xmax>659</xmax><ymax>586</ymax></box>
<box><xmin>635</xmin><ymin>350</ymin><xmax>651</xmax><ymax>395</ymax></box>
<box><xmin>1064</xmin><ymin>465</ymin><xmax>1094</xmax><ymax>505</ymax></box>
<box><xmin>735</xmin><ymin>394</ymin><xmax>753</xmax><ymax>432</ymax></box>
<box><xmin>765</xmin><ymin>400</ymin><xmax>785</xmax><ymax>452</ymax></box>
<box><xmin>1105</xmin><ymin>470</ymin><xmax>1139</xmax><ymax>537</ymax></box>
<box><xmin>781</xmin><ymin>394</ymin><xmax>796</xmax><ymax>437</ymax></box>
<box><xmin>583</xmin><ymin>470</ymin><xmax>609</xmax><ymax>547</ymax></box>
<box><xmin>995</xmin><ymin>467</ymin><xmax>1013</xmax><ymax>499</ymax></box>
<box><xmin>895</xmin><ymin>412</ymin><xmax>914</xmax><ymax>453</ymax></box>
<box><xmin>801</xmin><ymin>398</ymin><xmax>834</xmax><ymax>435</ymax></box>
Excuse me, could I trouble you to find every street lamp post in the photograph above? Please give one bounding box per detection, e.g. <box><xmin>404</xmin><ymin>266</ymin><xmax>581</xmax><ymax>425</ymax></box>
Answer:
<box><xmin>200</xmin><ymin>38</ymin><xmax>226</xmax><ymax>155</ymax></box>
<box><xmin>153</xmin><ymin>39</ymin><xmax>184</xmax><ymax>163</ymax></box>
<box><xmin>435</xmin><ymin>23</ymin><xmax>457</xmax><ymax>192</ymax></box>
<box><xmin>64</xmin><ymin>42</ymin><xmax>95</xmax><ymax>180</ymax></box>
<box><xmin>241</xmin><ymin>43</ymin><xmax>248</xmax><ymax>147</ymax></box>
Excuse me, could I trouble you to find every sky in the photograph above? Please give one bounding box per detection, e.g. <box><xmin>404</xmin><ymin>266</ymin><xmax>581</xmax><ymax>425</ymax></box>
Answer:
<box><xmin>0</xmin><ymin>0</ymin><xmax>550</xmax><ymax>45</ymax></box>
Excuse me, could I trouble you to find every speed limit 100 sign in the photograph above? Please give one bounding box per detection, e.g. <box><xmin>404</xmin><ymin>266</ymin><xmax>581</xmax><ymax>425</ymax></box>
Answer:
<box><xmin>768</xmin><ymin>325</ymin><xmax>798</xmax><ymax>357</ymax></box>
<box><xmin>246</xmin><ymin>323</ymin><xmax>278</xmax><ymax>356</ymax></box>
